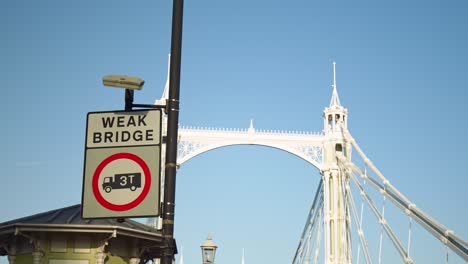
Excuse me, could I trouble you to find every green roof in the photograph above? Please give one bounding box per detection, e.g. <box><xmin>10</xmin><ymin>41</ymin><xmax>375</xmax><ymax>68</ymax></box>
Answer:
<box><xmin>0</xmin><ymin>204</ymin><xmax>169</xmax><ymax>258</ymax></box>
<box><xmin>0</xmin><ymin>204</ymin><xmax>156</xmax><ymax>232</ymax></box>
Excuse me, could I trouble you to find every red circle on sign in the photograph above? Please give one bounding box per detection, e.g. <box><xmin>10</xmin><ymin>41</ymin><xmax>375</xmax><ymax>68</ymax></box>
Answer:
<box><xmin>92</xmin><ymin>152</ymin><xmax>151</xmax><ymax>211</ymax></box>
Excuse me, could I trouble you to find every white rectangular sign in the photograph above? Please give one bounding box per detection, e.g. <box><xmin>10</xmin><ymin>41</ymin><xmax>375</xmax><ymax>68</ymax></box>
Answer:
<box><xmin>82</xmin><ymin>109</ymin><xmax>162</xmax><ymax>219</ymax></box>
<box><xmin>86</xmin><ymin>110</ymin><xmax>160</xmax><ymax>148</ymax></box>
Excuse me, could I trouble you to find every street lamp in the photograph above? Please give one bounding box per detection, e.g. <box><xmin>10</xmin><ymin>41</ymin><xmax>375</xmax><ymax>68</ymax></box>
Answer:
<box><xmin>201</xmin><ymin>233</ymin><xmax>217</xmax><ymax>264</ymax></box>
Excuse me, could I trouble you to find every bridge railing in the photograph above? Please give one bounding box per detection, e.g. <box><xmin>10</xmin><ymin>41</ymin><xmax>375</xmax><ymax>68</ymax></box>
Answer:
<box><xmin>179</xmin><ymin>126</ymin><xmax>324</xmax><ymax>137</ymax></box>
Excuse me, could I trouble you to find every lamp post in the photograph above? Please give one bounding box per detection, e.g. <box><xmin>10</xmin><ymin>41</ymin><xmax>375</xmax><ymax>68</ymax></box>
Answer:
<box><xmin>201</xmin><ymin>233</ymin><xmax>217</xmax><ymax>264</ymax></box>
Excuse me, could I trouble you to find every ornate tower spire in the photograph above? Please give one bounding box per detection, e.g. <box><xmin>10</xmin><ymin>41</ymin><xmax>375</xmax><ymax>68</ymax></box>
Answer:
<box><xmin>329</xmin><ymin>62</ymin><xmax>341</xmax><ymax>108</ymax></box>
<box><xmin>162</xmin><ymin>53</ymin><xmax>171</xmax><ymax>101</ymax></box>
<box><xmin>323</xmin><ymin>62</ymin><xmax>348</xmax><ymax>134</ymax></box>
<box><xmin>155</xmin><ymin>53</ymin><xmax>171</xmax><ymax>106</ymax></box>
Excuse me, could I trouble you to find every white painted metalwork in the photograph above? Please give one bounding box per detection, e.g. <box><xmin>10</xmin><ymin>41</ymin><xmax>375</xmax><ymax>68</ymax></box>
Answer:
<box><xmin>336</xmin><ymin>143</ymin><xmax>468</xmax><ymax>262</ymax></box>
<box><xmin>293</xmin><ymin>181</ymin><xmax>324</xmax><ymax>264</ymax></box>
<box><xmin>154</xmin><ymin>55</ymin><xmax>324</xmax><ymax>171</ymax></box>
<box><xmin>339</xmin><ymin>131</ymin><xmax>468</xmax><ymax>261</ymax></box>
<box><xmin>377</xmin><ymin>195</ymin><xmax>386</xmax><ymax>264</ymax></box>
<box><xmin>340</xmin><ymin>164</ymin><xmax>372</xmax><ymax>264</ymax></box>
<box><xmin>177</xmin><ymin>124</ymin><xmax>324</xmax><ymax>169</ymax></box>
<box><xmin>321</xmin><ymin>62</ymin><xmax>352</xmax><ymax>264</ymax></box>
<box><xmin>407</xmin><ymin>217</ymin><xmax>413</xmax><ymax>260</ymax></box>
<box><xmin>355</xmin><ymin>167</ymin><xmax>367</xmax><ymax>264</ymax></box>
<box><xmin>146</xmin><ymin>58</ymin><xmax>468</xmax><ymax>264</ymax></box>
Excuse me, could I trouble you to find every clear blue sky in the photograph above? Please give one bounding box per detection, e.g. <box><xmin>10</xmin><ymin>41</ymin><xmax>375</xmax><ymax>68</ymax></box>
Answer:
<box><xmin>1</xmin><ymin>0</ymin><xmax>467</xmax><ymax>263</ymax></box>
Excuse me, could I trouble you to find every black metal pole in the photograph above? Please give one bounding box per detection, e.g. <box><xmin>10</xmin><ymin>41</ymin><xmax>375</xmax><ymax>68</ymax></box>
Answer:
<box><xmin>161</xmin><ymin>0</ymin><xmax>184</xmax><ymax>262</ymax></box>
<box><xmin>125</xmin><ymin>89</ymin><xmax>134</xmax><ymax>111</ymax></box>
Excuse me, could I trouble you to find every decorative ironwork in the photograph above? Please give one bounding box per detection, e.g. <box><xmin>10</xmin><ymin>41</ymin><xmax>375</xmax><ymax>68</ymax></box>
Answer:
<box><xmin>176</xmin><ymin>125</ymin><xmax>324</xmax><ymax>170</ymax></box>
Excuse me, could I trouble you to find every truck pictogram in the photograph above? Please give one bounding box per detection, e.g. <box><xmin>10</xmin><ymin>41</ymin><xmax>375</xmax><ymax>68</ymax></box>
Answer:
<box><xmin>102</xmin><ymin>173</ymin><xmax>141</xmax><ymax>193</ymax></box>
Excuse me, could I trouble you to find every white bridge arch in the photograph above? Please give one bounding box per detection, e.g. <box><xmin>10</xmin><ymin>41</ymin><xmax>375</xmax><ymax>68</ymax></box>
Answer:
<box><xmin>177</xmin><ymin>121</ymin><xmax>324</xmax><ymax>170</ymax></box>
<box><xmin>151</xmin><ymin>59</ymin><xmax>468</xmax><ymax>264</ymax></box>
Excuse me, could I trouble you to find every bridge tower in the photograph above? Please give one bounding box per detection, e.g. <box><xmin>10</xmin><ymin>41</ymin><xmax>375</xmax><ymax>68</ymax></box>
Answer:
<box><xmin>321</xmin><ymin>62</ymin><xmax>352</xmax><ymax>264</ymax></box>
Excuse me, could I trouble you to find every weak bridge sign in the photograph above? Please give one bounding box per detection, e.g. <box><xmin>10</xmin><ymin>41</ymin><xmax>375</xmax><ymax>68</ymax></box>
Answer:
<box><xmin>87</xmin><ymin>111</ymin><xmax>159</xmax><ymax>147</ymax></box>
<box><xmin>82</xmin><ymin>110</ymin><xmax>162</xmax><ymax>219</ymax></box>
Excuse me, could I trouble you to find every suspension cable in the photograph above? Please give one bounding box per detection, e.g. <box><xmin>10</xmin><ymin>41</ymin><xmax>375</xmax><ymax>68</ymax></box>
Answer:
<box><xmin>313</xmin><ymin>209</ymin><xmax>323</xmax><ymax>264</ymax></box>
<box><xmin>301</xmin><ymin>224</ymin><xmax>313</xmax><ymax>264</ymax></box>
<box><xmin>342</xmin><ymin>130</ymin><xmax>412</xmax><ymax>206</ymax></box>
<box><xmin>339</xmin><ymin>164</ymin><xmax>373</xmax><ymax>264</ymax></box>
<box><xmin>302</xmin><ymin>197</ymin><xmax>324</xmax><ymax>264</ymax></box>
<box><xmin>338</xmin><ymin>154</ymin><xmax>468</xmax><ymax>262</ymax></box>
<box><xmin>293</xmin><ymin>181</ymin><xmax>324</xmax><ymax>264</ymax></box>
<box><xmin>407</xmin><ymin>216</ymin><xmax>412</xmax><ymax>260</ymax></box>
<box><xmin>340</xmin><ymin>169</ymin><xmax>352</xmax><ymax>263</ymax></box>
<box><xmin>346</xmin><ymin>130</ymin><xmax>468</xmax><ymax>248</ymax></box>
<box><xmin>356</xmin><ymin>167</ymin><xmax>367</xmax><ymax>264</ymax></box>
<box><xmin>378</xmin><ymin>191</ymin><xmax>386</xmax><ymax>264</ymax></box>
<box><xmin>304</xmin><ymin>209</ymin><xmax>322</xmax><ymax>264</ymax></box>
<box><xmin>446</xmin><ymin>245</ymin><xmax>449</xmax><ymax>264</ymax></box>
<box><xmin>343</xmin><ymin>166</ymin><xmax>414</xmax><ymax>264</ymax></box>
<box><xmin>347</xmin><ymin>185</ymin><xmax>373</xmax><ymax>264</ymax></box>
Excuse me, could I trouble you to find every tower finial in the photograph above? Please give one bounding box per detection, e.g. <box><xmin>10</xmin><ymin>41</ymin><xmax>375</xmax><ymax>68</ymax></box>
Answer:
<box><xmin>163</xmin><ymin>53</ymin><xmax>171</xmax><ymax>100</ymax></box>
<box><xmin>248</xmin><ymin>119</ymin><xmax>255</xmax><ymax>133</ymax></box>
<box><xmin>333</xmin><ymin>61</ymin><xmax>337</xmax><ymax>93</ymax></box>
<box><xmin>329</xmin><ymin>61</ymin><xmax>341</xmax><ymax>107</ymax></box>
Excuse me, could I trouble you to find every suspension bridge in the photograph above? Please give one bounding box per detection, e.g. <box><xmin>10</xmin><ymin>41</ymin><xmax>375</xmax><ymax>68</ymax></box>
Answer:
<box><xmin>149</xmin><ymin>60</ymin><xmax>467</xmax><ymax>264</ymax></box>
